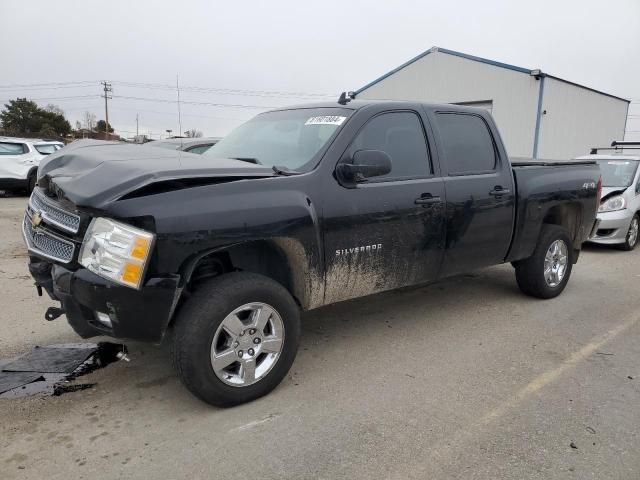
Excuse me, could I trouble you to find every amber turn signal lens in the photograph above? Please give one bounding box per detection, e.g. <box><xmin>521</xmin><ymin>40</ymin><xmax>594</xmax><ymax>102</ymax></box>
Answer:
<box><xmin>131</xmin><ymin>237</ymin><xmax>151</xmax><ymax>260</ymax></box>
<box><xmin>122</xmin><ymin>262</ymin><xmax>142</xmax><ymax>285</ymax></box>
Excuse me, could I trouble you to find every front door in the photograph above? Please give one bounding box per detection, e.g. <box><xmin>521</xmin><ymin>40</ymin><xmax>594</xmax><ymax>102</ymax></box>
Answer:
<box><xmin>322</xmin><ymin>110</ymin><xmax>446</xmax><ymax>305</ymax></box>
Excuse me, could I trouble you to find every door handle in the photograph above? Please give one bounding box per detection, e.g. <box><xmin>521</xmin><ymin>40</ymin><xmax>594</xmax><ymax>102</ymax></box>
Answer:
<box><xmin>489</xmin><ymin>187</ymin><xmax>511</xmax><ymax>196</ymax></box>
<box><xmin>415</xmin><ymin>194</ymin><xmax>441</xmax><ymax>205</ymax></box>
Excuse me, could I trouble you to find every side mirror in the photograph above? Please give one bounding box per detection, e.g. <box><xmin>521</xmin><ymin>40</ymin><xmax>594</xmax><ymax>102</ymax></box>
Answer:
<box><xmin>337</xmin><ymin>149</ymin><xmax>392</xmax><ymax>184</ymax></box>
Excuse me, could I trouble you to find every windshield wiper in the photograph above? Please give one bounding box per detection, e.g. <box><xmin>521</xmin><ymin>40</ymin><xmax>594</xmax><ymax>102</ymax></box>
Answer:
<box><xmin>272</xmin><ymin>165</ymin><xmax>301</xmax><ymax>176</ymax></box>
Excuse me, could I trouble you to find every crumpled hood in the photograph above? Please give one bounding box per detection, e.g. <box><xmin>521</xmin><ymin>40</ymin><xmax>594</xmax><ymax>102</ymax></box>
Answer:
<box><xmin>38</xmin><ymin>140</ymin><xmax>275</xmax><ymax>209</ymax></box>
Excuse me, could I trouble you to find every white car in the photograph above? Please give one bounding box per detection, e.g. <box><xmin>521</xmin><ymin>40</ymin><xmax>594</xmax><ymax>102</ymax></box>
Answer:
<box><xmin>0</xmin><ymin>137</ymin><xmax>64</xmax><ymax>194</ymax></box>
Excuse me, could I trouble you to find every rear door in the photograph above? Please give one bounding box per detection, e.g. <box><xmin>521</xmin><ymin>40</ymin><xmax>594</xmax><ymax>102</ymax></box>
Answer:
<box><xmin>429</xmin><ymin>110</ymin><xmax>515</xmax><ymax>277</ymax></box>
<box><xmin>0</xmin><ymin>141</ymin><xmax>30</xmax><ymax>179</ymax></box>
<box><xmin>322</xmin><ymin>109</ymin><xmax>446</xmax><ymax>304</ymax></box>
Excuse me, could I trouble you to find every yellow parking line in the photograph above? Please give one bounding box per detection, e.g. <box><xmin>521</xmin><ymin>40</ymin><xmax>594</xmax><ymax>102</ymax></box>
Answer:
<box><xmin>480</xmin><ymin>315</ymin><xmax>640</xmax><ymax>425</ymax></box>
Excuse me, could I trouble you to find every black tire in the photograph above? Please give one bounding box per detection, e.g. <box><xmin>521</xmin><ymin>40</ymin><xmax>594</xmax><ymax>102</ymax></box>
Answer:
<box><xmin>172</xmin><ymin>272</ymin><xmax>300</xmax><ymax>407</ymax></box>
<box><xmin>26</xmin><ymin>172</ymin><xmax>37</xmax><ymax>194</ymax></box>
<box><xmin>617</xmin><ymin>214</ymin><xmax>639</xmax><ymax>251</ymax></box>
<box><xmin>515</xmin><ymin>225</ymin><xmax>574</xmax><ymax>299</ymax></box>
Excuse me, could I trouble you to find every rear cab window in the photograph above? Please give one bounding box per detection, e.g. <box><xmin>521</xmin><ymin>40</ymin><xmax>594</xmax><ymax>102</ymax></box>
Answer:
<box><xmin>434</xmin><ymin>113</ymin><xmax>497</xmax><ymax>175</ymax></box>
<box><xmin>0</xmin><ymin>142</ymin><xmax>28</xmax><ymax>155</ymax></box>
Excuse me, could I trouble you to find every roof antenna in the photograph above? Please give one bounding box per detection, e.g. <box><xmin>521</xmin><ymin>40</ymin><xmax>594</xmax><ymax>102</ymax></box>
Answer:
<box><xmin>337</xmin><ymin>91</ymin><xmax>351</xmax><ymax>105</ymax></box>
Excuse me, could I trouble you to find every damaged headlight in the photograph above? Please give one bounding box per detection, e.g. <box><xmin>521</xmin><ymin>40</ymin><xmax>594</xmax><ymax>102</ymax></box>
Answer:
<box><xmin>599</xmin><ymin>195</ymin><xmax>626</xmax><ymax>213</ymax></box>
<box><xmin>79</xmin><ymin>218</ymin><xmax>155</xmax><ymax>289</ymax></box>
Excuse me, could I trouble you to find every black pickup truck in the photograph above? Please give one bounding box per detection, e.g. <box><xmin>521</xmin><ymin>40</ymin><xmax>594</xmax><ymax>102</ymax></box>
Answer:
<box><xmin>23</xmin><ymin>100</ymin><xmax>600</xmax><ymax>406</ymax></box>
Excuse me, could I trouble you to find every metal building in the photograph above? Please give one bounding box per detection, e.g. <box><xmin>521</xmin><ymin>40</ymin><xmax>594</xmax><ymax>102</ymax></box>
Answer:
<box><xmin>355</xmin><ymin>47</ymin><xmax>630</xmax><ymax>160</ymax></box>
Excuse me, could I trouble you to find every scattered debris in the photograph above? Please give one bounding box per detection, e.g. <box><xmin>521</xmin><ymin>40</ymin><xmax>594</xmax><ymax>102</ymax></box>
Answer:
<box><xmin>0</xmin><ymin>342</ymin><xmax>127</xmax><ymax>398</ymax></box>
<box><xmin>595</xmin><ymin>352</ymin><xmax>614</xmax><ymax>356</ymax></box>
<box><xmin>570</xmin><ymin>442</ymin><xmax>578</xmax><ymax>449</ymax></box>
<box><xmin>628</xmin><ymin>376</ymin><xmax>634</xmax><ymax>380</ymax></box>
<box><xmin>586</xmin><ymin>426</ymin><xmax>596</xmax><ymax>434</ymax></box>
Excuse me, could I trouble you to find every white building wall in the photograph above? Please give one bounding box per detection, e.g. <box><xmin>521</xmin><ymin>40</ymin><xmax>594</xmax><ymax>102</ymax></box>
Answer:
<box><xmin>537</xmin><ymin>77</ymin><xmax>629</xmax><ymax>160</ymax></box>
<box><xmin>357</xmin><ymin>51</ymin><xmax>541</xmax><ymax>157</ymax></box>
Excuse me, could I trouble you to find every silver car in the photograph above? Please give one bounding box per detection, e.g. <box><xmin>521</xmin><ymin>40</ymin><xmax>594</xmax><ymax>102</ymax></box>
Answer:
<box><xmin>578</xmin><ymin>151</ymin><xmax>640</xmax><ymax>250</ymax></box>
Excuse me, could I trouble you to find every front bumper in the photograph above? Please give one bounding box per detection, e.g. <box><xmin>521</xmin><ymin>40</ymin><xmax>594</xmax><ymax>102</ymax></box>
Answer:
<box><xmin>589</xmin><ymin>210</ymin><xmax>633</xmax><ymax>245</ymax></box>
<box><xmin>29</xmin><ymin>258</ymin><xmax>181</xmax><ymax>343</ymax></box>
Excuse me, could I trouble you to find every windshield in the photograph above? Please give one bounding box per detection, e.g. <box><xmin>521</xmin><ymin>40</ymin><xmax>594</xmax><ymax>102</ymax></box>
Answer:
<box><xmin>597</xmin><ymin>159</ymin><xmax>639</xmax><ymax>187</ymax></box>
<box><xmin>203</xmin><ymin>107</ymin><xmax>352</xmax><ymax>172</ymax></box>
<box><xmin>35</xmin><ymin>144</ymin><xmax>62</xmax><ymax>155</ymax></box>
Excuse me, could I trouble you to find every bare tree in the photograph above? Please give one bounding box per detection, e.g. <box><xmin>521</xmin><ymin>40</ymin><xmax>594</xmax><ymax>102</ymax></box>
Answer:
<box><xmin>45</xmin><ymin>104</ymin><xmax>65</xmax><ymax>116</ymax></box>
<box><xmin>83</xmin><ymin>111</ymin><xmax>97</xmax><ymax>131</ymax></box>
<box><xmin>184</xmin><ymin>129</ymin><xmax>203</xmax><ymax>138</ymax></box>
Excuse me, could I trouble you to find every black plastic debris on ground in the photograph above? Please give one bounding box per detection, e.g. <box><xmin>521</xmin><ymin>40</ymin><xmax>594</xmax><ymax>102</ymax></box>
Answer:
<box><xmin>0</xmin><ymin>342</ymin><xmax>126</xmax><ymax>398</ymax></box>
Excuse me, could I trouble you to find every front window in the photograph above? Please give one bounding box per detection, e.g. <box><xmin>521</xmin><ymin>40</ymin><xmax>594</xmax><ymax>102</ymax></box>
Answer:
<box><xmin>203</xmin><ymin>108</ymin><xmax>352</xmax><ymax>172</ymax></box>
<box><xmin>597</xmin><ymin>159</ymin><xmax>639</xmax><ymax>187</ymax></box>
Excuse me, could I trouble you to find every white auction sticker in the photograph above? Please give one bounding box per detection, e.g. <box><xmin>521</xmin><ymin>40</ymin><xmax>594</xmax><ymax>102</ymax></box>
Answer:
<box><xmin>305</xmin><ymin>116</ymin><xmax>347</xmax><ymax>126</ymax></box>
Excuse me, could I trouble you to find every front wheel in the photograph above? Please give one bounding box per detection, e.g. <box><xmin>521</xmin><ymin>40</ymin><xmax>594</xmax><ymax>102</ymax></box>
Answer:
<box><xmin>515</xmin><ymin>225</ymin><xmax>574</xmax><ymax>299</ymax></box>
<box><xmin>618</xmin><ymin>214</ymin><xmax>639</xmax><ymax>251</ymax></box>
<box><xmin>27</xmin><ymin>172</ymin><xmax>37</xmax><ymax>194</ymax></box>
<box><xmin>173</xmin><ymin>272</ymin><xmax>300</xmax><ymax>407</ymax></box>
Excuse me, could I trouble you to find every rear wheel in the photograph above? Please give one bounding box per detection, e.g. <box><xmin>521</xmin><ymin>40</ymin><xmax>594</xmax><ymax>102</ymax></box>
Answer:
<box><xmin>618</xmin><ymin>214</ymin><xmax>639</xmax><ymax>251</ymax></box>
<box><xmin>173</xmin><ymin>272</ymin><xmax>300</xmax><ymax>407</ymax></box>
<box><xmin>515</xmin><ymin>225</ymin><xmax>574</xmax><ymax>299</ymax></box>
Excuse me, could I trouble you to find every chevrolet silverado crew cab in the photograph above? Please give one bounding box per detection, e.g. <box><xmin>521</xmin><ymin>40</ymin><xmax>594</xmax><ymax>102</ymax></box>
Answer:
<box><xmin>23</xmin><ymin>100</ymin><xmax>601</xmax><ymax>406</ymax></box>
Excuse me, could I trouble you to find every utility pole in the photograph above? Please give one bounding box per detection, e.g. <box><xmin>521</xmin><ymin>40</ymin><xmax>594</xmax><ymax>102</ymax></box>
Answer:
<box><xmin>101</xmin><ymin>81</ymin><xmax>112</xmax><ymax>137</ymax></box>
<box><xmin>136</xmin><ymin>114</ymin><xmax>139</xmax><ymax>137</ymax></box>
<box><xmin>176</xmin><ymin>74</ymin><xmax>183</xmax><ymax>137</ymax></box>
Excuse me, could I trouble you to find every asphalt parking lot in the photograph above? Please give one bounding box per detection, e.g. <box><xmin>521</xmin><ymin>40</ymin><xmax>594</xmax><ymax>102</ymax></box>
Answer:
<box><xmin>1</xmin><ymin>195</ymin><xmax>639</xmax><ymax>480</ymax></box>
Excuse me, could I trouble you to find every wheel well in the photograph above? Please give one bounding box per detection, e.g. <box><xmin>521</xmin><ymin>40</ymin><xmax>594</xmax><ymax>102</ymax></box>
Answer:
<box><xmin>542</xmin><ymin>203</ymin><xmax>582</xmax><ymax>245</ymax></box>
<box><xmin>183</xmin><ymin>240</ymin><xmax>300</xmax><ymax>306</ymax></box>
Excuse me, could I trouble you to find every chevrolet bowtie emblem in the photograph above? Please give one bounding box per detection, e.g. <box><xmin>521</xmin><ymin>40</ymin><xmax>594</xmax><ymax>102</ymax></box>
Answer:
<box><xmin>31</xmin><ymin>211</ymin><xmax>43</xmax><ymax>227</ymax></box>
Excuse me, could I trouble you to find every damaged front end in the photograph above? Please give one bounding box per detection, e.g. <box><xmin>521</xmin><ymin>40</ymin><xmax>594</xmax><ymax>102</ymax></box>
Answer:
<box><xmin>23</xmin><ymin>187</ymin><xmax>181</xmax><ymax>343</ymax></box>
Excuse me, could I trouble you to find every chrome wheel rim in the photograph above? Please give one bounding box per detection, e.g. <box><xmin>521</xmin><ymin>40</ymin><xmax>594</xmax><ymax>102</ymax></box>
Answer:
<box><xmin>210</xmin><ymin>302</ymin><xmax>285</xmax><ymax>387</ymax></box>
<box><xmin>544</xmin><ymin>239</ymin><xmax>568</xmax><ymax>287</ymax></box>
<box><xmin>628</xmin><ymin>218</ymin><xmax>639</xmax><ymax>247</ymax></box>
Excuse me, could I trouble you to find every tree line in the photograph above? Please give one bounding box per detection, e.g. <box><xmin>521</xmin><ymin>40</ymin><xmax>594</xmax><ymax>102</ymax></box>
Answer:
<box><xmin>0</xmin><ymin>98</ymin><xmax>112</xmax><ymax>139</ymax></box>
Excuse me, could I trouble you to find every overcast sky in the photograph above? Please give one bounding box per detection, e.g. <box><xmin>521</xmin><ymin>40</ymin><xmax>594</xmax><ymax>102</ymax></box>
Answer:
<box><xmin>1</xmin><ymin>0</ymin><xmax>639</xmax><ymax>141</ymax></box>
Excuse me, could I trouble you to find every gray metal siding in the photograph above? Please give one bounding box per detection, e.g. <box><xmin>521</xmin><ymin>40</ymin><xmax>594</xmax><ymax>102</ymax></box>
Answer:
<box><xmin>537</xmin><ymin>77</ymin><xmax>629</xmax><ymax>159</ymax></box>
<box><xmin>357</xmin><ymin>51</ymin><xmax>540</xmax><ymax>157</ymax></box>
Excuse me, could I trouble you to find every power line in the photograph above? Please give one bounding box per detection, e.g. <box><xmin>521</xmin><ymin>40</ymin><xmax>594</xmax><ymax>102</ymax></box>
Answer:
<box><xmin>101</xmin><ymin>104</ymin><xmax>250</xmax><ymax>121</ymax></box>
<box><xmin>0</xmin><ymin>80</ymin><xmax>98</xmax><ymax>89</ymax></box>
<box><xmin>110</xmin><ymin>80</ymin><xmax>336</xmax><ymax>99</ymax></box>
<box><xmin>111</xmin><ymin>95</ymin><xmax>276</xmax><ymax>109</ymax></box>
<box><xmin>0</xmin><ymin>95</ymin><xmax>100</xmax><ymax>102</ymax></box>
<box><xmin>0</xmin><ymin>84</ymin><xmax>99</xmax><ymax>92</ymax></box>
<box><xmin>0</xmin><ymin>79</ymin><xmax>337</xmax><ymax>99</ymax></box>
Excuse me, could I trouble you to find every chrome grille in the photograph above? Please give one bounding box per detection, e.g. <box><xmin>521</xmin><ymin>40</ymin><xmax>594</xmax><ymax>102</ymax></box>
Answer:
<box><xmin>22</xmin><ymin>215</ymin><xmax>75</xmax><ymax>263</ymax></box>
<box><xmin>28</xmin><ymin>188</ymin><xmax>80</xmax><ymax>234</ymax></box>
